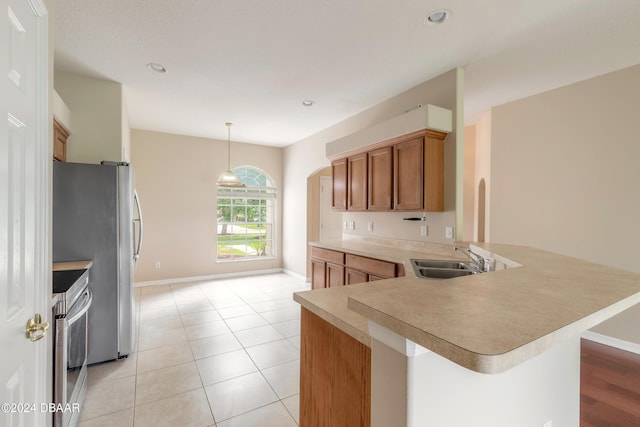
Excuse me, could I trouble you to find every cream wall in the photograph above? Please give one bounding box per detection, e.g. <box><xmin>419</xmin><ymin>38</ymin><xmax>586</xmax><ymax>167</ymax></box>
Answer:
<box><xmin>489</xmin><ymin>64</ymin><xmax>640</xmax><ymax>344</ymax></box>
<box><xmin>462</xmin><ymin>125</ymin><xmax>476</xmax><ymax>241</ymax></box>
<box><xmin>283</xmin><ymin>69</ymin><xmax>461</xmax><ymax>277</ymax></box>
<box><xmin>473</xmin><ymin>111</ymin><xmax>492</xmax><ymax>241</ymax></box>
<box><xmin>121</xmin><ymin>96</ymin><xmax>131</xmax><ymax>162</ymax></box>
<box><xmin>131</xmin><ymin>129</ymin><xmax>283</xmax><ymax>283</ymax></box>
<box><xmin>54</xmin><ymin>71</ymin><xmax>125</xmax><ymax>163</ymax></box>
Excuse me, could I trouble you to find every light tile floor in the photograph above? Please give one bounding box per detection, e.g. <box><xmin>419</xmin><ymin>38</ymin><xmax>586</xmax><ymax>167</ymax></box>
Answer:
<box><xmin>77</xmin><ymin>273</ymin><xmax>310</xmax><ymax>427</ymax></box>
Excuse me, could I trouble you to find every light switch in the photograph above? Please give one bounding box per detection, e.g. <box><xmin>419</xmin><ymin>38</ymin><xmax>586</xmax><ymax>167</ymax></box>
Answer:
<box><xmin>367</xmin><ymin>222</ymin><xmax>374</xmax><ymax>232</ymax></box>
<box><xmin>349</xmin><ymin>221</ymin><xmax>355</xmax><ymax>230</ymax></box>
<box><xmin>445</xmin><ymin>227</ymin><xmax>454</xmax><ymax>239</ymax></box>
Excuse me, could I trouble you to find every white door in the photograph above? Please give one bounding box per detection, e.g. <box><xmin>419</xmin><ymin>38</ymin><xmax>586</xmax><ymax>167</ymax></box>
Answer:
<box><xmin>1</xmin><ymin>0</ymin><xmax>50</xmax><ymax>425</ymax></box>
<box><xmin>319</xmin><ymin>176</ymin><xmax>342</xmax><ymax>241</ymax></box>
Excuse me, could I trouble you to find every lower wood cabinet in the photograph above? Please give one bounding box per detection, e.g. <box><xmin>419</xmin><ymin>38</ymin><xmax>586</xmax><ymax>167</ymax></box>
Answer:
<box><xmin>311</xmin><ymin>247</ymin><xmax>403</xmax><ymax>289</ymax></box>
<box><xmin>345</xmin><ymin>254</ymin><xmax>398</xmax><ymax>285</ymax></box>
<box><xmin>345</xmin><ymin>268</ymin><xmax>369</xmax><ymax>285</ymax></box>
<box><xmin>300</xmin><ymin>308</ymin><xmax>371</xmax><ymax>427</ymax></box>
<box><xmin>311</xmin><ymin>247</ymin><xmax>345</xmax><ymax>290</ymax></box>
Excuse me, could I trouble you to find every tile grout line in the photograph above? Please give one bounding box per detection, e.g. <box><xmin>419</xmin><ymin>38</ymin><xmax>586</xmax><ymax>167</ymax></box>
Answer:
<box><xmin>80</xmin><ymin>274</ymin><xmax>307</xmax><ymax>426</ymax></box>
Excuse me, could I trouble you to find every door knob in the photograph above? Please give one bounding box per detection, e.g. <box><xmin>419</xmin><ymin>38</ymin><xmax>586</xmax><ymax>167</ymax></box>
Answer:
<box><xmin>26</xmin><ymin>313</ymin><xmax>49</xmax><ymax>342</ymax></box>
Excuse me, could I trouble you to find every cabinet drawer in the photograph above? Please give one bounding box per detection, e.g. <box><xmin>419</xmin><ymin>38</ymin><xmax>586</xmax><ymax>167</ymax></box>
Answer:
<box><xmin>311</xmin><ymin>247</ymin><xmax>345</xmax><ymax>265</ymax></box>
<box><xmin>345</xmin><ymin>254</ymin><xmax>396</xmax><ymax>278</ymax></box>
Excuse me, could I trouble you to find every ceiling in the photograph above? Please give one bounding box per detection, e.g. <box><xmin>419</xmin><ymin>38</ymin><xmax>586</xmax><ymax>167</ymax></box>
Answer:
<box><xmin>54</xmin><ymin>0</ymin><xmax>640</xmax><ymax>147</ymax></box>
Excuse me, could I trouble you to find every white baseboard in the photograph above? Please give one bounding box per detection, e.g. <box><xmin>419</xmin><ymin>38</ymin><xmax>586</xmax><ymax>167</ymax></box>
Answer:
<box><xmin>281</xmin><ymin>268</ymin><xmax>308</xmax><ymax>282</ymax></box>
<box><xmin>581</xmin><ymin>330</ymin><xmax>640</xmax><ymax>355</ymax></box>
<box><xmin>135</xmin><ymin>268</ymin><xmax>284</xmax><ymax>287</ymax></box>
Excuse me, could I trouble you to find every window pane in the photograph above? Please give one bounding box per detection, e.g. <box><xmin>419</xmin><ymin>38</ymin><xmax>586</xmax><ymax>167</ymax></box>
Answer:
<box><xmin>217</xmin><ymin>205</ymin><xmax>231</xmax><ymax>222</ymax></box>
<box><xmin>232</xmin><ymin>206</ymin><xmax>246</xmax><ymax>222</ymax></box>
<box><xmin>217</xmin><ymin>167</ymin><xmax>275</xmax><ymax>261</ymax></box>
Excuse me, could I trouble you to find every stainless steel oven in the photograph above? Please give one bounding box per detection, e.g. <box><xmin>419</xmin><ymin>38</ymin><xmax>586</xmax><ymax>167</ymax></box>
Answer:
<box><xmin>53</xmin><ymin>269</ymin><xmax>92</xmax><ymax>427</ymax></box>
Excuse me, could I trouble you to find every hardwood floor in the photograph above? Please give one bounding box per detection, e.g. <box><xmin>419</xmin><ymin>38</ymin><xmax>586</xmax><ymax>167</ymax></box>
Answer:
<box><xmin>581</xmin><ymin>339</ymin><xmax>640</xmax><ymax>426</ymax></box>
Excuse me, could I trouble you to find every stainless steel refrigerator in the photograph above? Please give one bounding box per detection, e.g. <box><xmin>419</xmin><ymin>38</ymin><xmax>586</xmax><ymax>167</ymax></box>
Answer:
<box><xmin>53</xmin><ymin>161</ymin><xmax>143</xmax><ymax>365</ymax></box>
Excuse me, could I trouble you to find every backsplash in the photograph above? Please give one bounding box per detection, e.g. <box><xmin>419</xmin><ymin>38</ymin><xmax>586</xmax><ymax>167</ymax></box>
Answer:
<box><xmin>341</xmin><ymin>210</ymin><xmax>456</xmax><ymax>245</ymax></box>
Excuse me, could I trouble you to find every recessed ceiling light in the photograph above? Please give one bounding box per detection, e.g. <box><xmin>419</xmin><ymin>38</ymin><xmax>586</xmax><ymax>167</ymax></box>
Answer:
<box><xmin>302</xmin><ymin>100</ymin><xmax>315</xmax><ymax>107</ymax></box>
<box><xmin>424</xmin><ymin>9</ymin><xmax>450</xmax><ymax>25</ymax></box>
<box><xmin>147</xmin><ymin>63</ymin><xmax>167</xmax><ymax>73</ymax></box>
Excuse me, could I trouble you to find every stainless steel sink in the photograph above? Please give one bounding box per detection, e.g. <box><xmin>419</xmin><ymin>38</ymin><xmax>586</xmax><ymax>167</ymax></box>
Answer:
<box><xmin>412</xmin><ymin>259</ymin><xmax>472</xmax><ymax>270</ymax></box>
<box><xmin>410</xmin><ymin>258</ymin><xmax>481</xmax><ymax>280</ymax></box>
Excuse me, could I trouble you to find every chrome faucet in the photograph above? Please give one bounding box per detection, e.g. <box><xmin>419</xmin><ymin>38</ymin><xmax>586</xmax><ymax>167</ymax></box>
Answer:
<box><xmin>454</xmin><ymin>246</ymin><xmax>485</xmax><ymax>272</ymax></box>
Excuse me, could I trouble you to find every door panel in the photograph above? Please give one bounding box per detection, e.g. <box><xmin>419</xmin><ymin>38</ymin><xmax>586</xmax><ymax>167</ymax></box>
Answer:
<box><xmin>327</xmin><ymin>263</ymin><xmax>345</xmax><ymax>287</ymax></box>
<box><xmin>368</xmin><ymin>146</ymin><xmax>393</xmax><ymax>211</ymax></box>
<box><xmin>347</xmin><ymin>153</ymin><xmax>368</xmax><ymax>211</ymax></box>
<box><xmin>331</xmin><ymin>159</ymin><xmax>347</xmax><ymax>210</ymax></box>
<box><xmin>311</xmin><ymin>259</ymin><xmax>326</xmax><ymax>290</ymax></box>
<box><xmin>394</xmin><ymin>137</ymin><xmax>424</xmax><ymax>210</ymax></box>
<box><xmin>1</xmin><ymin>0</ymin><xmax>49</xmax><ymax>425</ymax></box>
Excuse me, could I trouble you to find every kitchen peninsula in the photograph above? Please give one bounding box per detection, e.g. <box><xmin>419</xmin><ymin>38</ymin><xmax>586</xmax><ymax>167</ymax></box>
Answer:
<box><xmin>294</xmin><ymin>240</ymin><xmax>640</xmax><ymax>426</ymax></box>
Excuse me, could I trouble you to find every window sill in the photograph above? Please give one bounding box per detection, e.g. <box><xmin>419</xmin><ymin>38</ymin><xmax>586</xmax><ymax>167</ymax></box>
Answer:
<box><xmin>217</xmin><ymin>256</ymin><xmax>277</xmax><ymax>263</ymax></box>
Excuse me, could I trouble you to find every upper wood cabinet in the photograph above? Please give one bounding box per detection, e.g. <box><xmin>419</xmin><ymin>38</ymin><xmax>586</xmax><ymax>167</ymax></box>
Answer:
<box><xmin>331</xmin><ymin>158</ymin><xmax>347</xmax><ymax>210</ymax></box>
<box><xmin>368</xmin><ymin>146</ymin><xmax>393</xmax><ymax>211</ymax></box>
<box><xmin>423</xmin><ymin>131</ymin><xmax>445</xmax><ymax>212</ymax></box>
<box><xmin>331</xmin><ymin>129</ymin><xmax>446</xmax><ymax>212</ymax></box>
<box><xmin>348</xmin><ymin>153</ymin><xmax>368</xmax><ymax>211</ymax></box>
<box><xmin>53</xmin><ymin>119</ymin><xmax>69</xmax><ymax>162</ymax></box>
<box><xmin>394</xmin><ymin>136</ymin><xmax>423</xmax><ymax>210</ymax></box>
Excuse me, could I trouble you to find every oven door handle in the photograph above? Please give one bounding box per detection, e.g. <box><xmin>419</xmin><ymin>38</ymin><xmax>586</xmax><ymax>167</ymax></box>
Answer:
<box><xmin>67</xmin><ymin>289</ymin><xmax>93</xmax><ymax>326</ymax></box>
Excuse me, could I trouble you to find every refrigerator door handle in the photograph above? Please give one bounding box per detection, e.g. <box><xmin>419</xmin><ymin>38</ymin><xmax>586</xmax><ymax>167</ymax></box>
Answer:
<box><xmin>133</xmin><ymin>190</ymin><xmax>143</xmax><ymax>261</ymax></box>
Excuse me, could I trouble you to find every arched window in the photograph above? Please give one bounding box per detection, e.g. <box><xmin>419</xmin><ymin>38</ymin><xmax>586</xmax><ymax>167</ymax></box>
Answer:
<box><xmin>216</xmin><ymin>167</ymin><xmax>276</xmax><ymax>261</ymax></box>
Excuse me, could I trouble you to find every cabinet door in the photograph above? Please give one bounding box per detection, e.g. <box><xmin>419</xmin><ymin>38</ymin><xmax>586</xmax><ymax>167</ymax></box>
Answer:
<box><xmin>331</xmin><ymin>158</ymin><xmax>347</xmax><ymax>210</ymax></box>
<box><xmin>368</xmin><ymin>146</ymin><xmax>393</xmax><ymax>211</ymax></box>
<box><xmin>345</xmin><ymin>268</ymin><xmax>368</xmax><ymax>285</ymax></box>
<box><xmin>348</xmin><ymin>153</ymin><xmax>368</xmax><ymax>211</ymax></box>
<box><xmin>394</xmin><ymin>137</ymin><xmax>424</xmax><ymax>210</ymax></box>
<box><xmin>424</xmin><ymin>133</ymin><xmax>445</xmax><ymax>212</ymax></box>
<box><xmin>327</xmin><ymin>263</ymin><xmax>345</xmax><ymax>287</ymax></box>
<box><xmin>311</xmin><ymin>258</ymin><xmax>327</xmax><ymax>290</ymax></box>
<box><xmin>53</xmin><ymin>119</ymin><xmax>69</xmax><ymax>162</ymax></box>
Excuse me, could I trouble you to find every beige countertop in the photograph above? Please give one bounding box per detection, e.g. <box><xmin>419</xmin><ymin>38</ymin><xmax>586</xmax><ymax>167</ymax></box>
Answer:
<box><xmin>53</xmin><ymin>260</ymin><xmax>94</xmax><ymax>271</ymax></box>
<box><xmin>52</xmin><ymin>260</ymin><xmax>93</xmax><ymax>304</ymax></box>
<box><xmin>294</xmin><ymin>240</ymin><xmax>640</xmax><ymax>374</ymax></box>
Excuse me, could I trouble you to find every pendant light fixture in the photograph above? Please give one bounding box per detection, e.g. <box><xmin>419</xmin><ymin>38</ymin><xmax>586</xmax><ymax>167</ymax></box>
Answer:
<box><xmin>216</xmin><ymin>122</ymin><xmax>245</xmax><ymax>188</ymax></box>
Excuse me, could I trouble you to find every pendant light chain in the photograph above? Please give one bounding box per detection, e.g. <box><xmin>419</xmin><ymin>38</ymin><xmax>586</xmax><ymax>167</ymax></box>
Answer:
<box><xmin>216</xmin><ymin>122</ymin><xmax>245</xmax><ymax>187</ymax></box>
<box><xmin>226</xmin><ymin>122</ymin><xmax>232</xmax><ymax>171</ymax></box>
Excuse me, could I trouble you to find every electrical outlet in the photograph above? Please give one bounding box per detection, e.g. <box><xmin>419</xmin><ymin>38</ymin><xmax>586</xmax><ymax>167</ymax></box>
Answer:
<box><xmin>445</xmin><ymin>227</ymin><xmax>454</xmax><ymax>239</ymax></box>
<box><xmin>367</xmin><ymin>222</ymin><xmax>374</xmax><ymax>232</ymax></box>
<box><xmin>420</xmin><ymin>225</ymin><xmax>427</xmax><ymax>237</ymax></box>
<box><xmin>343</xmin><ymin>221</ymin><xmax>348</xmax><ymax>230</ymax></box>
<box><xmin>349</xmin><ymin>221</ymin><xmax>355</xmax><ymax>230</ymax></box>
<box><xmin>155</xmin><ymin>261</ymin><xmax>161</xmax><ymax>269</ymax></box>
